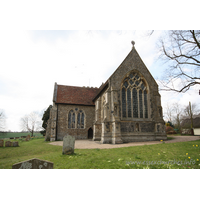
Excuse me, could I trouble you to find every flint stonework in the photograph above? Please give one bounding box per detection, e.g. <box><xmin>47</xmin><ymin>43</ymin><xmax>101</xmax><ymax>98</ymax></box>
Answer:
<box><xmin>62</xmin><ymin>135</ymin><xmax>75</xmax><ymax>155</ymax></box>
<box><xmin>12</xmin><ymin>158</ymin><xmax>54</xmax><ymax>169</ymax></box>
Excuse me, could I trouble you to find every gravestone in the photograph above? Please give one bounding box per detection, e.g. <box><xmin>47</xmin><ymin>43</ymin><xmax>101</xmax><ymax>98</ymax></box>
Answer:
<box><xmin>0</xmin><ymin>139</ymin><xmax>4</xmax><ymax>147</ymax></box>
<box><xmin>13</xmin><ymin>141</ymin><xmax>19</xmax><ymax>147</ymax></box>
<box><xmin>12</xmin><ymin>158</ymin><xmax>54</xmax><ymax>169</ymax></box>
<box><xmin>62</xmin><ymin>135</ymin><xmax>75</xmax><ymax>155</ymax></box>
<box><xmin>5</xmin><ymin>141</ymin><xmax>12</xmax><ymax>147</ymax></box>
<box><xmin>26</xmin><ymin>135</ymin><xmax>30</xmax><ymax>141</ymax></box>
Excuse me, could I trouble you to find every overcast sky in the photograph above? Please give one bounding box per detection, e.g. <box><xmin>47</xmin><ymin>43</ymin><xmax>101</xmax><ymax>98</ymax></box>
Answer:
<box><xmin>0</xmin><ymin>0</ymin><xmax>199</xmax><ymax>132</ymax></box>
<box><xmin>0</xmin><ymin>30</ymin><xmax>199</xmax><ymax>131</ymax></box>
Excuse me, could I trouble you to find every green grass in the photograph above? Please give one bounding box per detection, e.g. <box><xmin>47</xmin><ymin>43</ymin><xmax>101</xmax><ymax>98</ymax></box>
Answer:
<box><xmin>0</xmin><ymin>138</ymin><xmax>200</xmax><ymax>169</ymax></box>
<box><xmin>0</xmin><ymin>132</ymin><xmax>43</xmax><ymax>139</ymax></box>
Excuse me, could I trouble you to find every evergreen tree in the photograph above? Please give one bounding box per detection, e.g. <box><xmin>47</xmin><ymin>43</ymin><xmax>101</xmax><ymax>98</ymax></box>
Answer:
<box><xmin>41</xmin><ymin>105</ymin><xmax>52</xmax><ymax>136</ymax></box>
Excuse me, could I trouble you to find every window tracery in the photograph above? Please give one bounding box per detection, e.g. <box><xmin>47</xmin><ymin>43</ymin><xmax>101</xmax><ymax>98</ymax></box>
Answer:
<box><xmin>68</xmin><ymin>109</ymin><xmax>85</xmax><ymax>129</ymax></box>
<box><xmin>121</xmin><ymin>72</ymin><xmax>148</xmax><ymax>119</ymax></box>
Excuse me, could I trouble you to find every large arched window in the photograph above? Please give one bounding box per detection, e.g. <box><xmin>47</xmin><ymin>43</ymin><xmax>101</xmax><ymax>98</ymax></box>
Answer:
<box><xmin>121</xmin><ymin>72</ymin><xmax>148</xmax><ymax>119</ymax></box>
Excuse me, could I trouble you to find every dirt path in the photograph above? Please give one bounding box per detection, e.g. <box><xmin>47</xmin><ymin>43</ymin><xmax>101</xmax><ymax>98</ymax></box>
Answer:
<box><xmin>49</xmin><ymin>136</ymin><xmax>200</xmax><ymax>149</ymax></box>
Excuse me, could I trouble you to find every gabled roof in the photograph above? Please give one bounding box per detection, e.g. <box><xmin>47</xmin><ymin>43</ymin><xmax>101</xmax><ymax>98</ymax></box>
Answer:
<box><xmin>92</xmin><ymin>43</ymin><xmax>157</xmax><ymax>102</ymax></box>
<box><xmin>53</xmin><ymin>83</ymin><xmax>99</xmax><ymax>106</ymax></box>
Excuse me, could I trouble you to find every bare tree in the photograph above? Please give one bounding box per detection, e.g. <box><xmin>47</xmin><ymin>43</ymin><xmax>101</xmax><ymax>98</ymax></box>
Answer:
<box><xmin>184</xmin><ymin>102</ymin><xmax>199</xmax><ymax>117</ymax></box>
<box><xmin>164</xmin><ymin>103</ymin><xmax>173</xmax><ymax>122</ymax></box>
<box><xmin>20</xmin><ymin>112</ymin><xmax>42</xmax><ymax>137</ymax></box>
<box><xmin>171</xmin><ymin>102</ymin><xmax>183</xmax><ymax>131</ymax></box>
<box><xmin>158</xmin><ymin>30</ymin><xmax>200</xmax><ymax>93</ymax></box>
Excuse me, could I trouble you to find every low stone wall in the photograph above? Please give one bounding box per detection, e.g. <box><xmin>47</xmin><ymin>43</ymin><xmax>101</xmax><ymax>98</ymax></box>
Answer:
<box><xmin>121</xmin><ymin>133</ymin><xmax>167</xmax><ymax>143</ymax></box>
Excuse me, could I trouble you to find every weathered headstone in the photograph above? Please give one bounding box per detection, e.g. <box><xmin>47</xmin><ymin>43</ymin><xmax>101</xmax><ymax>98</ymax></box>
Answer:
<box><xmin>5</xmin><ymin>141</ymin><xmax>12</xmax><ymax>147</ymax></box>
<box><xmin>0</xmin><ymin>139</ymin><xmax>4</xmax><ymax>147</ymax></box>
<box><xmin>13</xmin><ymin>141</ymin><xmax>19</xmax><ymax>147</ymax></box>
<box><xmin>62</xmin><ymin>135</ymin><xmax>75</xmax><ymax>155</ymax></box>
<box><xmin>12</xmin><ymin>158</ymin><xmax>54</xmax><ymax>169</ymax></box>
<box><xmin>26</xmin><ymin>135</ymin><xmax>30</xmax><ymax>141</ymax></box>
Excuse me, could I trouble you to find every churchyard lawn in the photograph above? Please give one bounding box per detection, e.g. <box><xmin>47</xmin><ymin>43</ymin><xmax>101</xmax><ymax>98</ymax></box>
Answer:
<box><xmin>0</xmin><ymin>137</ymin><xmax>200</xmax><ymax>169</ymax></box>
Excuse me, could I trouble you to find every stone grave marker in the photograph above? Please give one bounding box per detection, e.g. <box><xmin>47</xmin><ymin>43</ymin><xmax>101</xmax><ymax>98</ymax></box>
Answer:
<box><xmin>62</xmin><ymin>135</ymin><xmax>75</xmax><ymax>155</ymax></box>
<box><xmin>5</xmin><ymin>141</ymin><xmax>12</xmax><ymax>147</ymax></box>
<box><xmin>26</xmin><ymin>135</ymin><xmax>30</xmax><ymax>141</ymax></box>
<box><xmin>13</xmin><ymin>141</ymin><xmax>19</xmax><ymax>147</ymax></box>
<box><xmin>0</xmin><ymin>139</ymin><xmax>4</xmax><ymax>147</ymax></box>
<box><xmin>12</xmin><ymin>158</ymin><xmax>54</xmax><ymax>169</ymax></box>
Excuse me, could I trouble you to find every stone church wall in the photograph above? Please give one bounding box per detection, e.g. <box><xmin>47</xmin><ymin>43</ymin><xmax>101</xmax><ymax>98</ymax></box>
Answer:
<box><xmin>93</xmin><ymin>46</ymin><xmax>167</xmax><ymax>144</ymax></box>
<box><xmin>56</xmin><ymin>104</ymin><xmax>95</xmax><ymax>140</ymax></box>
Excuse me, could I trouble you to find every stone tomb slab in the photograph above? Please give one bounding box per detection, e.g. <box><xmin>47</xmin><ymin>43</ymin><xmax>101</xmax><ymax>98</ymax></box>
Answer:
<box><xmin>5</xmin><ymin>141</ymin><xmax>12</xmax><ymax>147</ymax></box>
<box><xmin>0</xmin><ymin>139</ymin><xmax>4</xmax><ymax>147</ymax></box>
<box><xmin>26</xmin><ymin>135</ymin><xmax>31</xmax><ymax>141</ymax></box>
<box><xmin>12</xmin><ymin>158</ymin><xmax>54</xmax><ymax>169</ymax></box>
<box><xmin>13</xmin><ymin>141</ymin><xmax>19</xmax><ymax>147</ymax></box>
<box><xmin>62</xmin><ymin>135</ymin><xmax>75</xmax><ymax>155</ymax></box>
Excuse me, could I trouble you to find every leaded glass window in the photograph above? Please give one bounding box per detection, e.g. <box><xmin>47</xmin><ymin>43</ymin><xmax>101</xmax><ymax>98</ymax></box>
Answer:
<box><xmin>81</xmin><ymin>113</ymin><xmax>84</xmax><ymax>128</ymax></box>
<box><xmin>68</xmin><ymin>110</ymin><xmax>75</xmax><ymax>128</ymax></box>
<box><xmin>77</xmin><ymin>112</ymin><xmax>80</xmax><ymax>128</ymax></box>
<box><xmin>121</xmin><ymin>72</ymin><xmax>149</xmax><ymax>119</ymax></box>
<box><xmin>132</xmin><ymin>88</ymin><xmax>138</xmax><ymax>118</ymax></box>
<box><xmin>144</xmin><ymin>90</ymin><xmax>148</xmax><ymax>118</ymax></box>
<box><xmin>139</xmin><ymin>90</ymin><xmax>143</xmax><ymax>118</ymax></box>
<box><xmin>77</xmin><ymin>110</ymin><xmax>85</xmax><ymax>129</ymax></box>
<box><xmin>68</xmin><ymin>109</ymin><xmax>85</xmax><ymax>129</ymax></box>
<box><xmin>127</xmin><ymin>88</ymin><xmax>131</xmax><ymax>118</ymax></box>
<box><xmin>122</xmin><ymin>88</ymin><xmax>126</xmax><ymax>118</ymax></box>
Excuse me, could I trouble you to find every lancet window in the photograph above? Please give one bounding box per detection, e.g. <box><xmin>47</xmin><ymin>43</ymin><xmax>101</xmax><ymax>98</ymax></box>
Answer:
<box><xmin>121</xmin><ymin>72</ymin><xmax>149</xmax><ymax>119</ymax></box>
<box><xmin>68</xmin><ymin>110</ymin><xmax>75</xmax><ymax>128</ymax></box>
<box><xmin>77</xmin><ymin>110</ymin><xmax>85</xmax><ymax>129</ymax></box>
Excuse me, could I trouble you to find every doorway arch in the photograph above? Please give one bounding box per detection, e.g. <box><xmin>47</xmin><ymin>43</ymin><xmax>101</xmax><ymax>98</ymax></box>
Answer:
<box><xmin>88</xmin><ymin>128</ymin><xmax>93</xmax><ymax>139</ymax></box>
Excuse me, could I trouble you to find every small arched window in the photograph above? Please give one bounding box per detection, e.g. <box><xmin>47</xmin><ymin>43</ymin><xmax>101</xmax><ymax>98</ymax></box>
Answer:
<box><xmin>121</xmin><ymin>72</ymin><xmax>148</xmax><ymax>119</ymax></box>
<box><xmin>68</xmin><ymin>110</ymin><xmax>75</xmax><ymax>128</ymax></box>
<box><xmin>77</xmin><ymin>110</ymin><xmax>85</xmax><ymax>129</ymax></box>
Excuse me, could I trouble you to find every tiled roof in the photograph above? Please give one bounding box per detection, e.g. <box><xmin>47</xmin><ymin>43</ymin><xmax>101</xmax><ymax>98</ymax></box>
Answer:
<box><xmin>55</xmin><ymin>84</ymin><xmax>100</xmax><ymax>106</ymax></box>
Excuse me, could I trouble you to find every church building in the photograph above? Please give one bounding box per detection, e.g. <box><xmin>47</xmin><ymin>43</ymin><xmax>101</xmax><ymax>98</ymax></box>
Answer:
<box><xmin>45</xmin><ymin>42</ymin><xmax>167</xmax><ymax>144</ymax></box>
